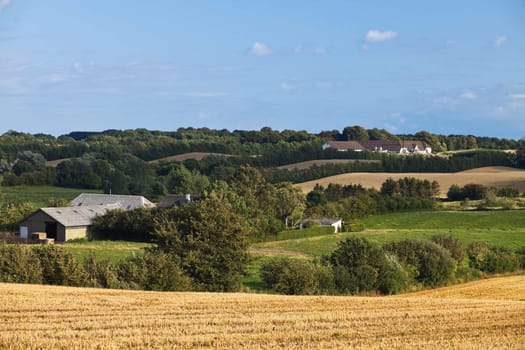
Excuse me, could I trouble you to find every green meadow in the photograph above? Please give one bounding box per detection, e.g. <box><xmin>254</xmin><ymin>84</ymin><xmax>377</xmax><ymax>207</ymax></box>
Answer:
<box><xmin>1</xmin><ymin>185</ymin><xmax>101</xmax><ymax>208</ymax></box>
<box><xmin>253</xmin><ymin>210</ymin><xmax>525</xmax><ymax>256</ymax></box>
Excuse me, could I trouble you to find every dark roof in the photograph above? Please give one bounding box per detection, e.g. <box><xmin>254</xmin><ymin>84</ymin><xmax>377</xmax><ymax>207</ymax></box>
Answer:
<box><xmin>325</xmin><ymin>140</ymin><xmax>428</xmax><ymax>152</ymax></box>
<box><xmin>157</xmin><ymin>194</ymin><xmax>200</xmax><ymax>208</ymax></box>
<box><xmin>325</xmin><ymin>141</ymin><xmax>364</xmax><ymax>151</ymax></box>
<box><xmin>70</xmin><ymin>194</ymin><xmax>155</xmax><ymax>210</ymax></box>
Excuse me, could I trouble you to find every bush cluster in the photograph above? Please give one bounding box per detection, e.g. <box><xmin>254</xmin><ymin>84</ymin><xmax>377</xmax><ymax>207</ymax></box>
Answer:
<box><xmin>261</xmin><ymin>236</ymin><xmax>522</xmax><ymax>296</ymax></box>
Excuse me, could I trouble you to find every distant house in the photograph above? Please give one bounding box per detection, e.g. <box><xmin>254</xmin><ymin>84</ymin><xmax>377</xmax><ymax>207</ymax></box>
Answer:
<box><xmin>19</xmin><ymin>204</ymin><xmax>122</xmax><ymax>242</ymax></box>
<box><xmin>157</xmin><ymin>194</ymin><xmax>200</xmax><ymax>208</ymax></box>
<box><xmin>70</xmin><ymin>193</ymin><xmax>155</xmax><ymax>210</ymax></box>
<box><xmin>322</xmin><ymin>140</ymin><xmax>431</xmax><ymax>155</ymax></box>
<box><xmin>300</xmin><ymin>218</ymin><xmax>343</xmax><ymax>233</ymax></box>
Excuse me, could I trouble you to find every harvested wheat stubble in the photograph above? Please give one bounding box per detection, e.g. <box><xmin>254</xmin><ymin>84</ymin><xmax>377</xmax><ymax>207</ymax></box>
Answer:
<box><xmin>0</xmin><ymin>279</ymin><xmax>523</xmax><ymax>349</ymax></box>
<box><xmin>296</xmin><ymin>166</ymin><xmax>525</xmax><ymax>198</ymax></box>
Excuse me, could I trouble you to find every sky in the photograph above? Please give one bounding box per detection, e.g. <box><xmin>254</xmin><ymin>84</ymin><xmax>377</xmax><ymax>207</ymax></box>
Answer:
<box><xmin>1</xmin><ymin>1</ymin><xmax>524</xmax><ymax>138</ymax></box>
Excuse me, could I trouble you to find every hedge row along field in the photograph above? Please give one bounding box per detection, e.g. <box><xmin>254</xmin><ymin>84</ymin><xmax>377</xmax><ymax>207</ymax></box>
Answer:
<box><xmin>0</xmin><ymin>277</ymin><xmax>523</xmax><ymax>349</ymax></box>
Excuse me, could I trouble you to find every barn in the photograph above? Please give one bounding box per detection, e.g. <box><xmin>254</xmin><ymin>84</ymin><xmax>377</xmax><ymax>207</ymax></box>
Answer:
<box><xmin>19</xmin><ymin>204</ymin><xmax>121</xmax><ymax>242</ymax></box>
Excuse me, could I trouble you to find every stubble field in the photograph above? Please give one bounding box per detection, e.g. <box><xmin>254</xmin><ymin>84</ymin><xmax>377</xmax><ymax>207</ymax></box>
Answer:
<box><xmin>1</xmin><ymin>276</ymin><xmax>524</xmax><ymax>349</ymax></box>
<box><xmin>296</xmin><ymin>166</ymin><xmax>525</xmax><ymax>197</ymax></box>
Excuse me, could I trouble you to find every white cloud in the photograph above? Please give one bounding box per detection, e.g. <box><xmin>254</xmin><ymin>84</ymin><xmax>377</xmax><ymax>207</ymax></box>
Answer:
<box><xmin>460</xmin><ymin>91</ymin><xmax>477</xmax><ymax>99</ymax></box>
<box><xmin>365</xmin><ymin>30</ymin><xmax>398</xmax><ymax>43</ymax></box>
<box><xmin>280</xmin><ymin>82</ymin><xmax>294</xmax><ymax>91</ymax></box>
<box><xmin>494</xmin><ymin>35</ymin><xmax>507</xmax><ymax>47</ymax></box>
<box><xmin>250</xmin><ymin>42</ymin><xmax>273</xmax><ymax>56</ymax></box>
<box><xmin>0</xmin><ymin>0</ymin><xmax>11</xmax><ymax>12</ymax></box>
<box><xmin>509</xmin><ymin>93</ymin><xmax>525</xmax><ymax>100</ymax></box>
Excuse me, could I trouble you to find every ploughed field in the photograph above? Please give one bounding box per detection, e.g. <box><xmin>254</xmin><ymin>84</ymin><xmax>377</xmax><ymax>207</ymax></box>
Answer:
<box><xmin>1</xmin><ymin>276</ymin><xmax>524</xmax><ymax>349</ymax></box>
<box><xmin>296</xmin><ymin>166</ymin><xmax>525</xmax><ymax>198</ymax></box>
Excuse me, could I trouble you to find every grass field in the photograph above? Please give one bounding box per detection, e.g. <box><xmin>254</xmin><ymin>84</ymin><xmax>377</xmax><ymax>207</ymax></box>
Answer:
<box><xmin>254</xmin><ymin>210</ymin><xmax>525</xmax><ymax>256</ymax></box>
<box><xmin>0</xmin><ymin>185</ymin><xmax>101</xmax><ymax>208</ymax></box>
<box><xmin>296</xmin><ymin>166</ymin><xmax>525</xmax><ymax>197</ymax></box>
<box><xmin>62</xmin><ymin>240</ymin><xmax>150</xmax><ymax>263</ymax></box>
<box><xmin>0</xmin><ymin>276</ymin><xmax>523</xmax><ymax>349</ymax></box>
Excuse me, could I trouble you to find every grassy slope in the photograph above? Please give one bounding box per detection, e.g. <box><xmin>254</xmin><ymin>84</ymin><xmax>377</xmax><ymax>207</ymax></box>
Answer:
<box><xmin>1</xmin><ymin>185</ymin><xmax>101</xmax><ymax>208</ymax></box>
<box><xmin>254</xmin><ymin>210</ymin><xmax>525</xmax><ymax>256</ymax></box>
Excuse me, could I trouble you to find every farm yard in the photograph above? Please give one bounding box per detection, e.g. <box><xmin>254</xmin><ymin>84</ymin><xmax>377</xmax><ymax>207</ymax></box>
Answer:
<box><xmin>0</xmin><ymin>277</ymin><xmax>523</xmax><ymax>349</ymax></box>
<box><xmin>296</xmin><ymin>166</ymin><xmax>525</xmax><ymax>197</ymax></box>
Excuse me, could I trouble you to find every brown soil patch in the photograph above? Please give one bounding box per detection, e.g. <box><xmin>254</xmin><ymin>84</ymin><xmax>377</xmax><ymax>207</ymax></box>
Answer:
<box><xmin>296</xmin><ymin>166</ymin><xmax>525</xmax><ymax>198</ymax></box>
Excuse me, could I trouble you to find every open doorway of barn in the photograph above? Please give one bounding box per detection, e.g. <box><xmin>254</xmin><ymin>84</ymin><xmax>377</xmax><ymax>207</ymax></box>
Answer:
<box><xmin>45</xmin><ymin>222</ymin><xmax>57</xmax><ymax>239</ymax></box>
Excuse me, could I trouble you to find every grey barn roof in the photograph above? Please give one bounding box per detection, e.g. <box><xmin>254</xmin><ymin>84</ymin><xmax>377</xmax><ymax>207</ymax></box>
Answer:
<box><xmin>40</xmin><ymin>203</ymin><xmax>122</xmax><ymax>227</ymax></box>
<box><xmin>70</xmin><ymin>193</ymin><xmax>155</xmax><ymax>210</ymax></box>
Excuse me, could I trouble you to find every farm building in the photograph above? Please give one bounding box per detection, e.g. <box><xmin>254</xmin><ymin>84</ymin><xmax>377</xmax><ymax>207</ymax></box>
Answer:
<box><xmin>19</xmin><ymin>204</ymin><xmax>122</xmax><ymax>242</ymax></box>
<box><xmin>322</xmin><ymin>140</ymin><xmax>431</xmax><ymax>155</ymax></box>
<box><xmin>70</xmin><ymin>193</ymin><xmax>155</xmax><ymax>210</ymax></box>
<box><xmin>156</xmin><ymin>194</ymin><xmax>201</xmax><ymax>208</ymax></box>
<box><xmin>300</xmin><ymin>218</ymin><xmax>343</xmax><ymax>233</ymax></box>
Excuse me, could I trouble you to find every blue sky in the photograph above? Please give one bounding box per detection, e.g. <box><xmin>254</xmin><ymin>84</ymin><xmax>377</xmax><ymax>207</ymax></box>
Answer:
<box><xmin>1</xmin><ymin>1</ymin><xmax>524</xmax><ymax>138</ymax></box>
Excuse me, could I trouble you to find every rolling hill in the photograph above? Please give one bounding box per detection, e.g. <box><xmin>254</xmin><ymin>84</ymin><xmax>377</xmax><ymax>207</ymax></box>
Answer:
<box><xmin>0</xmin><ymin>276</ymin><xmax>523</xmax><ymax>349</ymax></box>
<box><xmin>296</xmin><ymin>166</ymin><xmax>525</xmax><ymax>197</ymax></box>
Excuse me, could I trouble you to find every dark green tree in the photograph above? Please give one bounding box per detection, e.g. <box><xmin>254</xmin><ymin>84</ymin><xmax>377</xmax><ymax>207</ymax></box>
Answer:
<box><xmin>152</xmin><ymin>195</ymin><xmax>250</xmax><ymax>292</ymax></box>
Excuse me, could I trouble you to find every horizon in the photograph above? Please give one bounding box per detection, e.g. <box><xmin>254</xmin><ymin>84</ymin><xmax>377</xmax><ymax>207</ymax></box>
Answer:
<box><xmin>1</xmin><ymin>1</ymin><xmax>524</xmax><ymax>139</ymax></box>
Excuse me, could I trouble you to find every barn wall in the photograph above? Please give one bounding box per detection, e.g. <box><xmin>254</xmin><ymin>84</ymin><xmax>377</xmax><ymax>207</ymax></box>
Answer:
<box><xmin>64</xmin><ymin>226</ymin><xmax>89</xmax><ymax>241</ymax></box>
<box><xmin>19</xmin><ymin>211</ymin><xmax>51</xmax><ymax>236</ymax></box>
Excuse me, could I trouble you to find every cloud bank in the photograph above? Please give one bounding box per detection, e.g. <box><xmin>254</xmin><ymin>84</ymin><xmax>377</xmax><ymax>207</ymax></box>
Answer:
<box><xmin>0</xmin><ymin>0</ymin><xmax>11</xmax><ymax>12</ymax></box>
<box><xmin>250</xmin><ymin>42</ymin><xmax>272</xmax><ymax>56</ymax></box>
<box><xmin>365</xmin><ymin>30</ymin><xmax>398</xmax><ymax>43</ymax></box>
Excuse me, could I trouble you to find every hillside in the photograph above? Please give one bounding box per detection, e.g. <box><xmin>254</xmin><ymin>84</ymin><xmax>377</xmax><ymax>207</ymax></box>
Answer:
<box><xmin>296</xmin><ymin>166</ymin><xmax>525</xmax><ymax>197</ymax></box>
<box><xmin>0</xmin><ymin>279</ymin><xmax>523</xmax><ymax>349</ymax></box>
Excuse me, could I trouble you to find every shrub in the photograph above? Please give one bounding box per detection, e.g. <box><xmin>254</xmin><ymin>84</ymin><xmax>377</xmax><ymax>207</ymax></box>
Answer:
<box><xmin>377</xmin><ymin>254</ymin><xmax>410</xmax><ymax>295</ymax></box>
<box><xmin>84</xmin><ymin>254</ymin><xmax>123</xmax><ymax>289</ymax></box>
<box><xmin>467</xmin><ymin>242</ymin><xmax>520</xmax><ymax>273</ymax></box>
<box><xmin>384</xmin><ymin>239</ymin><xmax>456</xmax><ymax>288</ymax></box>
<box><xmin>33</xmin><ymin>245</ymin><xmax>87</xmax><ymax>287</ymax></box>
<box><xmin>430</xmin><ymin>235</ymin><xmax>465</xmax><ymax>264</ymax></box>
<box><xmin>344</xmin><ymin>220</ymin><xmax>365</xmax><ymax>232</ymax></box>
<box><xmin>260</xmin><ymin>257</ymin><xmax>332</xmax><ymax>295</ymax></box>
<box><xmin>117</xmin><ymin>251</ymin><xmax>192</xmax><ymax>291</ymax></box>
<box><xmin>516</xmin><ymin>247</ymin><xmax>525</xmax><ymax>269</ymax></box>
<box><xmin>329</xmin><ymin>237</ymin><xmax>409</xmax><ymax>294</ymax></box>
<box><xmin>0</xmin><ymin>244</ymin><xmax>43</xmax><ymax>284</ymax></box>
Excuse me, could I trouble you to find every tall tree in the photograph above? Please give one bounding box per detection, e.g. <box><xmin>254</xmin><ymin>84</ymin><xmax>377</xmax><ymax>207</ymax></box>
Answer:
<box><xmin>152</xmin><ymin>196</ymin><xmax>250</xmax><ymax>292</ymax></box>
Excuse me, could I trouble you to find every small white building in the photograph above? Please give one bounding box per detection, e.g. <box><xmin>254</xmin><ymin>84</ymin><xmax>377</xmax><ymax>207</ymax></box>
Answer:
<box><xmin>300</xmin><ymin>218</ymin><xmax>343</xmax><ymax>233</ymax></box>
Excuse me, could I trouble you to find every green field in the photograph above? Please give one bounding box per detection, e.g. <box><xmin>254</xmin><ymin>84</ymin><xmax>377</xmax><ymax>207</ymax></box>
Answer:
<box><xmin>62</xmin><ymin>240</ymin><xmax>150</xmax><ymax>263</ymax></box>
<box><xmin>1</xmin><ymin>185</ymin><xmax>101</xmax><ymax>208</ymax></box>
<box><xmin>254</xmin><ymin>210</ymin><xmax>525</xmax><ymax>256</ymax></box>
